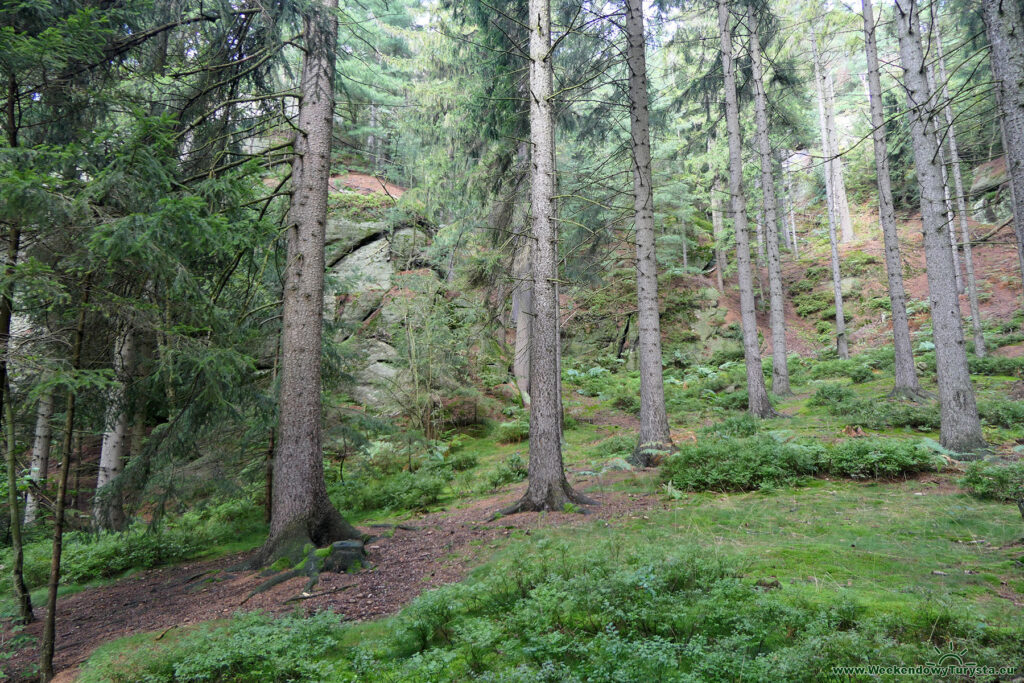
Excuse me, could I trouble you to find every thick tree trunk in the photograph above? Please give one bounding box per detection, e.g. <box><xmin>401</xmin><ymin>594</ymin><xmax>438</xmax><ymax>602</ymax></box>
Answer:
<box><xmin>93</xmin><ymin>327</ymin><xmax>134</xmax><ymax>531</ymax></box>
<box><xmin>257</xmin><ymin>0</ymin><xmax>360</xmax><ymax>565</ymax></box>
<box><xmin>812</xmin><ymin>35</ymin><xmax>849</xmax><ymax>359</ymax></box>
<box><xmin>718</xmin><ymin>0</ymin><xmax>774</xmax><ymax>418</ymax></box>
<box><xmin>895</xmin><ymin>0</ymin><xmax>986</xmax><ymax>454</ymax></box>
<box><xmin>40</xmin><ymin>285</ymin><xmax>88</xmax><ymax>682</ymax></box>
<box><xmin>626</xmin><ymin>0</ymin><xmax>672</xmax><ymax>464</ymax></box>
<box><xmin>24</xmin><ymin>384</ymin><xmax>54</xmax><ymax>526</ymax></box>
<box><xmin>501</xmin><ymin>0</ymin><xmax>592</xmax><ymax>514</ymax></box>
<box><xmin>749</xmin><ymin>15</ymin><xmax>791</xmax><ymax>396</ymax></box>
<box><xmin>862</xmin><ymin>0</ymin><xmax>923</xmax><ymax>398</ymax></box>
<box><xmin>982</xmin><ymin>0</ymin><xmax>1024</xmax><ymax>288</ymax></box>
<box><xmin>934</xmin><ymin>18</ymin><xmax>985</xmax><ymax>356</ymax></box>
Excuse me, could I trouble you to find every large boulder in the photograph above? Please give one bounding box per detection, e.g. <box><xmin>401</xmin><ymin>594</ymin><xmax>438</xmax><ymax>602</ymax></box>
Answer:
<box><xmin>970</xmin><ymin>156</ymin><xmax>1012</xmax><ymax>223</ymax></box>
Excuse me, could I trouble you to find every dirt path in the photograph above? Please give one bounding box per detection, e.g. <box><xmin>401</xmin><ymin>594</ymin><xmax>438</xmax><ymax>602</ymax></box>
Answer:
<box><xmin>2</xmin><ymin>475</ymin><xmax>663</xmax><ymax>682</ymax></box>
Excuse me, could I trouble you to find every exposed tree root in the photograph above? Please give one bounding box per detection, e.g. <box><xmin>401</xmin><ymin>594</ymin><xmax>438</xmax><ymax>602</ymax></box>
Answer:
<box><xmin>888</xmin><ymin>386</ymin><xmax>933</xmax><ymax>403</ymax></box>
<box><xmin>240</xmin><ymin>540</ymin><xmax>366</xmax><ymax>605</ymax></box>
<box><xmin>492</xmin><ymin>480</ymin><xmax>597</xmax><ymax>519</ymax></box>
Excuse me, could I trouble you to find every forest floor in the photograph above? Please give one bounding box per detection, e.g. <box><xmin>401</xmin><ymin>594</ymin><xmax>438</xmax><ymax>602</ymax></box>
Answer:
<box><xmin>2</xmin><ymin>472</ymin><xmax>662</xmax><ymax>681</ymax></box>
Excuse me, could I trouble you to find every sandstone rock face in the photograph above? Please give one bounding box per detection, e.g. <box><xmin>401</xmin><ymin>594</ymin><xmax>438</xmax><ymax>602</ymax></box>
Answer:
<box><xmin>969</xmin><ymin>156</ymin><xmax>1012</xmax><ymax>223</ymax></box>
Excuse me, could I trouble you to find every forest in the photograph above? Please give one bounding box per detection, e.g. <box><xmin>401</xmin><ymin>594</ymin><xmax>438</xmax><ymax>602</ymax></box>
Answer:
<box><xmin>2</xmin><ymin>0</ymin><xmax>1024</xmax><ymax>680</ymax></box>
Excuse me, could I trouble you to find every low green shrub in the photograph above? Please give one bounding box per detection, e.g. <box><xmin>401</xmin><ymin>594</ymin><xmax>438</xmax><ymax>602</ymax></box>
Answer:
<box><xmin>583</xmin><ymin>434</ymin><xmax>636</xmax><ymax>459</ymax></box>
<box><xmin>978</xmin><ymin>400</ymin><xmax>1024</xmax><ymax>429</ymax></box>
<box><xmin>846</xmin><ymin>400</ymin><xmax>942</xmax><ymax>431</ymax></box>
<box><xmin>79</xmin><ymin>611</ymin><xmax>346</xmax><ymax>683</ymax></box>
<box><xmin>2</xmin><ymin>498</ymin><xmax>265</xmax><ymax>594</ymax></box>
<box><xmin>821</xmin><ymin>439</ymin><xmax>941</xmax><ymax>479</ymax></box>
<box><xmin>968</xmin><ymin>356</ymin><xmax>1024</xmax><ymax>377</ymax></box>
<box><xmin>960</xmin><ymin>460</ymin><xmax>1024</xmax><ymax>511</ymax></box>
<box><xmin>492</xmin><ymin>420</ymin><xmax>529</xmax><ymax>444</ymax></box>
<box><xmin>662</xmin><ymin>436</ymin><xmax>822</xmax><ymax>492</ymax></box>
<box><xmin>448</xmin><ymin>449</ymin><xmax>479</xmax><ymax>472</ymax></box>
<box><xmin>486</xmin><ymin>454</ymin><xmax>527</xmax><ymax>489</ymax></box>
<box><xmin>809</xmin><ymin>383</ymin><xmax>855</xmax><ymax>411</ymax></box>
<box><xmin>793</xmin><ymin>293</ymin><xmax>831</xmax><ymax>318</ymax></box>
<box><xmin>700</xmin><ymin>414</ymin><xmax>761</xmax><ymax>438</ymax></box>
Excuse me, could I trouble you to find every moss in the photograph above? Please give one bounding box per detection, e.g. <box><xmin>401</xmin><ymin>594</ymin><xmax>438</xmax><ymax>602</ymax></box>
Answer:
<box><xmin>269</xmin><ymin>557</ymin><xmax>293</xmax><ymax>572</ymax></box>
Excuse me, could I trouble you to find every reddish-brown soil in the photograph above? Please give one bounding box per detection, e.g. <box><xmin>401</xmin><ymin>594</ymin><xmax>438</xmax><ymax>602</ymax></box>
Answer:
<box><xmin>1</xmin><ymin>475</ymin><xmax>663</xmax><ymax>682</ymax></box>
<box><xmin>328</xmin><ymin>172</ymin><xmax>406</xmax><ymax>198</ymax></box>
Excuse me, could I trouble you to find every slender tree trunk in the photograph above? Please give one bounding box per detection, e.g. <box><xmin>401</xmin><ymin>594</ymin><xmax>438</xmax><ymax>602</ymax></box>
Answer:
<box><xmin>812</xmin><ymin>34</ymin><xmax>849</xmax><ymax>359</ymax></box>
<box><xmin>718</xmin><ymin>0</ymin><xmax>774</xmax><ymax>418</ymax></box>
<box><xmin>512</xmin><ymin>234</ymin><xmax>533</xmax><ymax>407</ymax></box>
<box><xmin>825</xmin><ymin>71</ymin><xmax>855</xmax><ymax>243</ymax></box>
<box><xmin>862</xmin><ymin>0</ymin><xmax>923</xmax><ymax>398</ymax></box>
<box><xmin>712</xmin><ymin>174</ymin><xmax>726</xmax><ymax>292</ymax></box>
<box><xmin>784</xmin><ymin>160</ymin><xmax>799</xmax><ymax>258</ymax></box>
<box><xmin>257</xmin><ymin>0</ymin><xmax>359</xmax><ymax>565</ymax></box>
<box><xmin>93</xmin><ymin>327</ymin><xmax>134</xmax><ymax>531</ymax></box>
<box><xmin>501</xmin><ymin>0</ymin><xmax>591</xmax><ymax>513</ymax></box>
<box><xmin>3</xmin><ymin>377</ymin><xmax>32</xmax><ymax>624</ymax></box>
<box><xmin>982</xmin><ymin>0</ymin><xmax>1024</xmax><ymax>290</ymax></box>
<box><xmin>934</xmin><ymin>18</ymin><xmax>985</xmax><ymax>356</ymax></box>
<box><xmin>24</xmin><ymin>384</ymin><xmax>54</xmax><ymax>525</ymax></box>
<box><xmin>681</xmin><ymin>221</ymin><xmax>689</xmax><ymax>270</ymax></box>
<box><xmin>895</xmin><ymin>0</ymin><xmax>985</xmax><ymax>454</ymax></box>
<box><xmin>749</xmin><ymin>15</ymin><xmax>791</xmax><ymax>396</ymax></box>
<box><xmin>626</xmin><ymin>0</ymin><xmax>672</xmax><ymax>463</ymax></box>
<box><xmin>40</xmin><ymin>284</ymin><xmax>89</xmax><ymax>682</ymax></box>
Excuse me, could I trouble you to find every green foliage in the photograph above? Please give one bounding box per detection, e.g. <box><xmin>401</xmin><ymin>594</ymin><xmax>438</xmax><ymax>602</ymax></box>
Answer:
<box><xmin>793</xmin><ymin>292</ymin><xmax>832</xmax><ymax>319</ymax></box>
<box><xmin>3</xmin><ymin>498</ymin><xmax>265</xmax><ymax>594</ymax></box>
<box><xmin>806</xmin><ymin>359</ymin><xmax>874</xmax><ymax>383</ymax></box>
<box><xmin>803</xmin><ymin>265</ymin><xmax>830</xmax><ymax>283</ymax></box>
<box><xmin>959</xmin><ymin>460</ymin><xmax>1024</xmax><ymax>505</ymax></box>
<box><xmin>79</xmin><ymin>611</ymin><xmax>346</xmax><ymax>683</ymax></box>
<box><xmin>662</xmin><ymin>436</ymin><xmax>822</xmax><ymax>492</ymax></box>
<box><xmin>968</xmin><ymin>356</ymin><xmax>1024</xmax><ymax>377</ymax></box>
<box><xmin>843</xmin><ymin>250</ymin><xmax>880</xmax><ymax>275</ymax></box>
<box><xmin>486</xmin><ymin>454</ymin><xmax>528</xmax><ymax>490</ymax></box>
<box><xmin>820</xmin><ymin>440</ymin><xmax>942</xmax><ymax>479</ymax></box>
<box><xmin>809</xmin><ymin>383</ymin><xmax>855</xmax><ymax>410</ymax></box>
<box><xmin>77</xmin><ymin>539</ymin><xmax>1024</xmax><ymax>682</ymax></box>
<box><xmin>977</xmin><ymin>400</ymin><xmax>1024</xmax><ymax>429</ymax></box>
<box><xmin>492</xmin><ymin>420</ymin><xmax>529</xmax><ymax>444</ymax></box>
<box><xmin>330</xmin><ymin>466</ymin><xmax>451</xmax><ymax>514</ymax></box>
<box><xmin>700</xmin><ymin>414</ymin><xmax>761</xmax><ymax>438</ymax></box>
<box><xmin>327</xmin><ymin>190</ymin><xmax>395</xmax><ymax>221</ymax></box>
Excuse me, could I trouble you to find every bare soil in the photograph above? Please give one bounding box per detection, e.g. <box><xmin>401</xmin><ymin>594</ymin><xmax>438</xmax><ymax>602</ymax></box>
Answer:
<box><xmin>1</xmin><ymin>475</ymin><xmax>663</xmax><ymax>682</ymax></box>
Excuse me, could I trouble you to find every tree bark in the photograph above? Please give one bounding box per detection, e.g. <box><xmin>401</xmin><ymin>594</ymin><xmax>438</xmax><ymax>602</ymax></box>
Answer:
<box><xmin>93</xmin><ymin>327</ymin><xmax>134</xmax><ymax>531</ymax></box>
<box><xmin>934</xmin><ymin>17</ymin><xmax>985</xmax><ymax>356</ymax></box>
<box><xmin>895</xmin><ymin>0</ymin><xmax>986</xmax><ymax>454</ymax></box>
<box><xmin>718</xmin><ymin>0</ymin><xmax>774</xmax><ymax>418</ymax></box>
<box><xmin>24</xmin><ymin>384</ymin><xmax>54</xmax><ymax>526</ymax></box>
<box><xmin>512</xmin><ymin>234</ymin><xmax>532</xmax><ymax>407</ymax></box>
<box><xmin>712</xmin><ymin>173</ymin><xmax>726</xmax><ymax>292</ymax></box>
<box><xmin>862</xmin><ymin>0</ymin><xmax>923</xmax><ymax>398</ymax></box>
<box><xmin>749</xmin><ymin>14</ymin><xmax>791</xmax><ymax>396</ymax></box>
<box><xmin>40</xmin><ymin>284</ymin><xmax>89</xmax><ymax>682</ymax></box>
<box><xmin>256</xmin><ymin>0</ymin><xmax>360</xmax><ymax>565</ymax></box>
<box><xmin>812</xmin><ymin>33</ymin><xmax>849</xmax><ymax>359</ymax></box>
<box><xmin>982</xmin><ymin>0</ymin><xmax>1024</xmax><ymax>288</ymax></box>
<box><xmin>626</xmin><ymin>0</ymin><xmax>672</xmax><ymax>464</ymax></box>
<box><xmin>501</xmin><ymin>0</ymin><xmax>592</xmax><ymax>513</ymax></box>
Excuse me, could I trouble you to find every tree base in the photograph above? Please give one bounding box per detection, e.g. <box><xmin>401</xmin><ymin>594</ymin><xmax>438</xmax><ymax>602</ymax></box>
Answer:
<box><xmin>888</xmin><ymin>386</ymin><xmax>933</xmax><ymax>403</ymax></box>
<box><xmin>629</xmin><ymin>438</ymin><xmax>674</xmax><ymax>467</ymax></box>
<box><xmin>493</xmin><ymin>479</ymin><xmax>597</xmax><ymax>518</ymax></box>
<box><xmin>242</xmin><ymin>540</ymin><xmax>366</xmax><ymax>604</ymax></box>
<box><xmin>249</xmin><ymin>506</ymin><xmax>362</xmax><ymax>570</ymax></box>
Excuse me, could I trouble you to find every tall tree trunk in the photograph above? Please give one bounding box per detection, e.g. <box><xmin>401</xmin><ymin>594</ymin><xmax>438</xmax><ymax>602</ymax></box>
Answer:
<box><xmin>934</xmin><ymin>17</ymin><xmax>985</xmax><ymax>356</ymax></box>
<box><xmin>512</xmin><ymin>235</ymin><xmax>532</xmax><ymax>407</ymax></box>
<box><xmin>626</xmin><ymin>0</ymin><xmax>672</xmax><ymax>464</ymax></box>
<box><xmin>749</xmin><ymin>14</ymin><xmax>791</xmax><ymax>396</ymax></box>
<box><xmin>1</xmin><ymin>207</ymin><xmax>31</xmax><ymax>623</ymax></box>
<box><xmin>3</xmin><ymin>376</ymin><xmax>32</xmax><ymax>624</ymax></box>
<box><xmin>93</xmin><ymin>327</ymin><xmax>134</xmax><ymax>531</ymax></box>
<box><xmin>24</xmin><ymin>384</ymin><xmax>54</xmax><ymax>526</ymax></box>
<box><xmin>784</xmin><ymin>159</ymin><xmax>799</xmax><ymax>258</ymax></box>
<box><xmin>982</xmin><ymin>0</ymin><xmax>1024</xmax><ymax>289</ymax></box>
<box><xmin>812</xmin><ymin>34</ymin><xmax>850</xmax><ymax>359</ymax></box>
<box><xmin>712</xmin><ymin>174</ymin><xmax>726</xmax><ymax>292</ymax></box>
<box><xmin>40</xmin><ymin>284</ymin><xmax>88</xmax><ymax>682</ymax></box>
<box><xmin>718</xmin><ymin>0</ymin><xmax>774</xmax><ymax>418</ymax></box>
<box><xmin>862</xmin><ymin>0</ymin><xmax>923</xmax><ymax>398</ymax></box>
<box><xmin>500</xmin><ymin>0</ymin><xmax>591</xmax><ymax>514</ymax></box>
<box><xmin>257</xmin><ymin>0</ymin><xmax>360</xmax><ymax>565</ymax></box>
<box><xmin>895</xmin><ymin>0</ymin><xmax>985</xmax><ymax>454</ymax></box>
<box><xmin>825</xmin><ymin>71</ymin><xmax>855</xmax><ymax>243</ymax></box>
